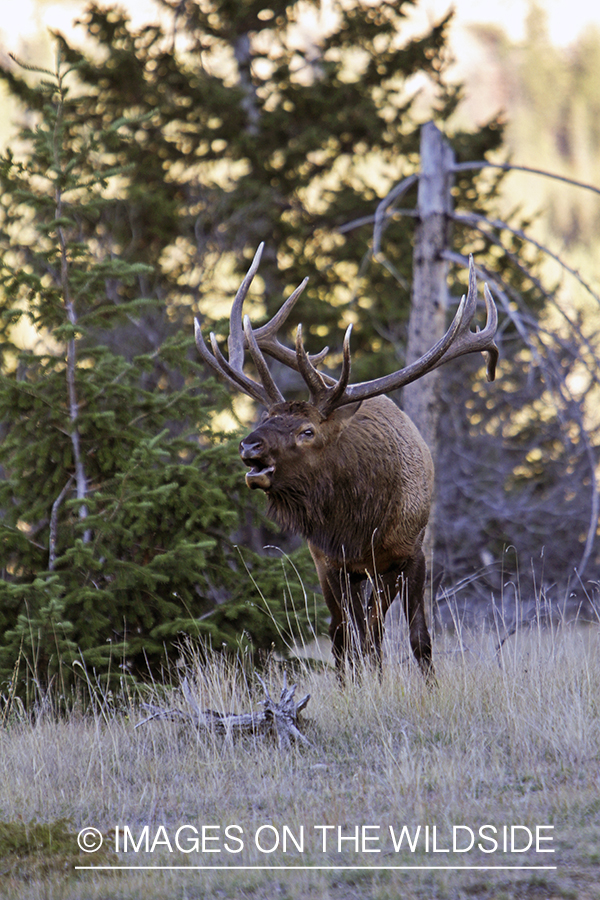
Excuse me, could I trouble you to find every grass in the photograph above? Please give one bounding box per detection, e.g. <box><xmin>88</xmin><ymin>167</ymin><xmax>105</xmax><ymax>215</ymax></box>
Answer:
<box><xmin>0</xmin><ymin>610</ymin><xmax>599</xmax><ymax>899</ymax></box>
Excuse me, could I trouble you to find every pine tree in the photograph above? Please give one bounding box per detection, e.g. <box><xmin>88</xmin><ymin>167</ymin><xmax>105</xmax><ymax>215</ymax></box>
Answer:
<box><xmin>44</xmin><ymin>0</ymin><xmax>503</xmax><ymax>381</ymax></box>
<box><xmin>0</xmin><ymin>47</ymin><xmax>318</xmax><ymax>693</ymax></box>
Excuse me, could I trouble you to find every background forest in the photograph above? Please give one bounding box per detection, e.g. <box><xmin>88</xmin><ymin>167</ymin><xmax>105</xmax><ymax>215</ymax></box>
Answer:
<box><xmin>0</xmin><ymin>0</ymin><xmax>598</xmax><ymax>695</ymax></box>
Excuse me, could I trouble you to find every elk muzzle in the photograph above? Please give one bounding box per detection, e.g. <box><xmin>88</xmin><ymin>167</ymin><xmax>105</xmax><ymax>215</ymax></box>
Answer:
<box><xmin>239</xmin><ymin>435</ymin><xmax>275</xmax><ymax>491</ymax></box>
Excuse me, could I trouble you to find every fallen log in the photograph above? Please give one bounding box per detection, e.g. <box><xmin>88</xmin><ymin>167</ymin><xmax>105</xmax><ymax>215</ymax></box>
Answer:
<box><xmin>135</xmin><ymin>672</ymin><xmax>311</xmax><ymax>749</ymax></box>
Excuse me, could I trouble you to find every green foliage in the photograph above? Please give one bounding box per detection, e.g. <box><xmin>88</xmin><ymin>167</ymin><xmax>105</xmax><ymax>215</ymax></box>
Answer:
<box><xmin>48</xmin><ymin>0</ymin><xmax>494</xmax><ymax>380</ymax></box>
<box><xmin>0</xmin><ymin>0</ymin><xmax>518</xmax><ymax>694</ymax></box>
<box><xmin>0</xmin><ymin>45</ymin><xmax>319</xmax><ymax>692</ymax></box>
<box><xmin>0</xmin><ymin>817</ymin><xmax>112</xmax><ymax>880</ymax></box>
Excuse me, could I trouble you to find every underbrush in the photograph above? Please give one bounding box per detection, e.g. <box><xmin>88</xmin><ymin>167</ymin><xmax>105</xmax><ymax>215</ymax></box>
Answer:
<box><xmin>0</xmin><ymin>606</ymin><xmax>599</xmax><ymax>899</ymax></box>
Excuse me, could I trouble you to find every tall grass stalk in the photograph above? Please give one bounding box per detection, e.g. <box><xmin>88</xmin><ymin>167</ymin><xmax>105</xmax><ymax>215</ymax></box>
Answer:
<box><xmin>0</xmin><ymin>606</ymin><xmax>599</xmax><ymax>899</ymax></box>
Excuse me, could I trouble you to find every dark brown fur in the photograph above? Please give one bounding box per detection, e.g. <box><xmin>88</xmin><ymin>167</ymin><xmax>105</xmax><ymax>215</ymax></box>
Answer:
<box><xmin>240</xmin><ymin>395</ymin><xmax>435</xmax><ymax>678</ymax></box>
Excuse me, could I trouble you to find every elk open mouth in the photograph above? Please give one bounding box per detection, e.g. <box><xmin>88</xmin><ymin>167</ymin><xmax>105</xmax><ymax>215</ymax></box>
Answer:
<box><xmin>244</xmin><ymin>461</ymin><xmax>275</xmax><ymax>491</ymax></box>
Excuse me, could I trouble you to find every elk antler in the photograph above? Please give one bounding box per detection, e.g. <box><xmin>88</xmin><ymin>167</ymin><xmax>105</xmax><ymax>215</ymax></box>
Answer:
<box><xmin>285</xmin><ymin>254</ymin><xmax>498</xmax><ymax>415</ymax></box>
<box><xmin>194</xmin><ymin>243</ymin><xmax>328</xmax><ymax>405</ymax></box>
<box><xmin>196</xmin><ymin>248</ymin><xmax>499</xmax><ymax>416</ymax></box>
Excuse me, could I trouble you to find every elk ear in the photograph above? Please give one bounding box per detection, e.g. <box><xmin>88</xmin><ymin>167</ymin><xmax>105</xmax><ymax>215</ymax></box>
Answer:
<box><xmin>326</xmin><ymin>400</ymin><xmax>363</xmax><ymax>423</ymax></box>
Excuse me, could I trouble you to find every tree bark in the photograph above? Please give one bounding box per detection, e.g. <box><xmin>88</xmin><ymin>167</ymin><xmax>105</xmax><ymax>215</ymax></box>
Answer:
<box><xmin>403</xmin><ymin>121</ymin><xmax>455</xmax><ymax>560</ymax></box>
<box><xmin>53</xmin><ymin>66</ymin><xmax>90</xmax><ymax>543</ymax></box>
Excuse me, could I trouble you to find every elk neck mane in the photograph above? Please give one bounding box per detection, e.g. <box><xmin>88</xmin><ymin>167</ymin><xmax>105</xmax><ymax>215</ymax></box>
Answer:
<box><xmin>265</xmin><ymin>397</ymin><xmax>422</xmax><ymax>564</ymax></box>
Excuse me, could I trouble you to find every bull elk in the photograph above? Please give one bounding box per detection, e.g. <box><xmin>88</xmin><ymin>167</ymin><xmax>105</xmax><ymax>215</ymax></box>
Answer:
<box><xmin>195</xmin><ymin>245</ymin><xmax>498</xmax><ymax>680</ymax></box>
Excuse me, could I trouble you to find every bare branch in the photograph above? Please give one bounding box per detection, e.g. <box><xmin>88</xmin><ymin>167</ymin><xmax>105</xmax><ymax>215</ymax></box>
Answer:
<box><xmin>444</xmin><ymin>250</ymin><xmax>599</xmax><ymax>578</ymax></box>
<box><xmin>372</xmin><ymin>173</ymin><xmax>419</xmax><ymax>260</ymax></box>
<box><xmin>454</xmin><ymin>210</ymin><xmax>600</xmax><ymax>309</ymax></box>
<box><xmin>453</xmin><ymin>160</ymin><xmax>600</xmax><ymax>197</ymax></box>
<box><xmin>49</xmin><ymin>476</ymin><xmax>74</xmax><ymax>571</ymax></box>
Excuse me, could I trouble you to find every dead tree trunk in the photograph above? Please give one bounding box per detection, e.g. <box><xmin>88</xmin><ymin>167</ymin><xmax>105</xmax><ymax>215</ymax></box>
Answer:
<box><xmin>403</xmin><ymin>121</ymin><xmax>454</xmax><ymax>560</ymax></box>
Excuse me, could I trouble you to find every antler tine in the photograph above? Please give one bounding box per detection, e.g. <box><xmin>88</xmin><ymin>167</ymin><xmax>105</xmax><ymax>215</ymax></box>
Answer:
<box><xmin>320</xmin><ymin>324</ymin><xmax>353</xmax><ymax>415</ymax></box>
<box><xmin>195</xmin><ymin>244</ymin><xmax>303</xmax><ymax>407</ymax></box>
<box><xmin>293</xmin><ymin>322</ymin><xmax>353</xmax><ymax>414</ymax></box>
<box><xmin>194</xmin><ymin>317</ymin><xmax>245</xmax><ymax>395</ymax></box>
<box><xmin>425</xmin><ymin>255</ymin><xmax>498</xmax><ymax>381</ymax></box>
<box><xmin>208</xmin><ymin>332</ymin><xmax>270</xmax><ymax>406</ymax></box>
<box><xmin>295</xmin><ymin>324</ymin><xmax>329</xmax><ymax>400</ymax></box>
<box><xmin>195</xmin><ymin>244</ymin><xmax>332</xmax><ymax>407</ymax></box>
<box><xmin>482</xmin><ymin>284</ymin><xmax>499</xmax><ymax>381</ymax></box>
<box><xmin>196</xmin><ymin>246</ymin><xmax>499</xmax><ymax>418</ymax></box>
<box><xmin>253</xmin><ymin>278</ymin><xmax>308</xmax><ymax>340</ymax></box>
<box><xmin>228</xmin><ymin>242</ymin><xmax>264</xmax><ymax>372</ymax></box>
<box><xmin>195</xmin><ymin>309</ymin><xmax>272</xmax><ymax>407</ymax></box>
<box><xmin>249</xmin><ymin>277</ymin><xmax>330</xmax><ymax>369</ymax></box>
<box><xmin>243</xmin><ymin>315</ymin><xmax>285</xmax><ymax>404</ymax></box>
<box><xmin>335</xmin><ymin>292</ymin><xmax>468</xmax><ymax>406</ymax></box>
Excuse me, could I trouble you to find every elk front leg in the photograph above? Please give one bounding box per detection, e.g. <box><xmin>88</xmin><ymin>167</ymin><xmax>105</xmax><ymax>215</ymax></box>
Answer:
<box><xmin>327</xmin><ymin>570</ymin><xmax>369</xmax><ymax>674</ymax></box>
<box><xmin>309</xmin><ymin>544</ymin><xmax>368</xmax><ymax>676</ymax></box>
<box><xmin>309</xmin><ymin>544</ymin><xmax>345</xmax><ymax>671</ymax></box>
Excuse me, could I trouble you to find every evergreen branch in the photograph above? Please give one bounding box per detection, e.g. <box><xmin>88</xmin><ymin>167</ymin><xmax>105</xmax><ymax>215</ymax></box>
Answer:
<box><xmin>8</xmin><ymin>53</ymin><xmax>56</xmax><ymax>80</ymax></box>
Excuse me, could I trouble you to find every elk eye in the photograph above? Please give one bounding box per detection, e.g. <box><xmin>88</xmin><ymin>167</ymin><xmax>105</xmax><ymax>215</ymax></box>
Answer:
<box><xmin>300</xmin><ymin>427</ymin><xmax>314</xmax><ymax>438</ymax></box>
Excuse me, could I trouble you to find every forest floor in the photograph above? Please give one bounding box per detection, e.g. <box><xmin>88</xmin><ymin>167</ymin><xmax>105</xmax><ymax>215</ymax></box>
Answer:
<box><xmin>0</xmin><ymin>614</ymin><xmax>599</xmax><ymax>900</ymax></box>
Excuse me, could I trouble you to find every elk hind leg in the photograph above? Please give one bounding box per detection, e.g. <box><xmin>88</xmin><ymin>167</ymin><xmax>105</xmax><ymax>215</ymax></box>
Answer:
<box><xmin>401</xmin><ymin>551</ymin><xmax>435</xmax><ymax>683</ymax></box>
<box><xmin>364</xmin><ymin>576</ymin><xmax>390</xmax><ymax>671</ymax></box>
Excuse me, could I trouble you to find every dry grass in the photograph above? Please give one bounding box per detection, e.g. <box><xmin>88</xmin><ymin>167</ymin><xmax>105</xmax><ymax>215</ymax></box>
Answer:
<box><xmin>0</xmin><ymin>614</ymin><xmax>599</xmax><ymax>900</ymax></box>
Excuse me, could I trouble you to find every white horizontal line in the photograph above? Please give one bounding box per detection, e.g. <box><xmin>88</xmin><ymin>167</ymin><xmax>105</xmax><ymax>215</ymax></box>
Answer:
<box><xmin>75</xmin><ymin>865</ymin><xmax>558</xmax><ymax>871</ymax></box>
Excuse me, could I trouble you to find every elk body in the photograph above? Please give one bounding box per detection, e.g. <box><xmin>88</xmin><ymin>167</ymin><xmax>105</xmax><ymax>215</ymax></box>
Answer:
<box><xmin>195</xmin><ymin>245</ymin><xmax>498</xmax><ymax>679</ymax></box>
